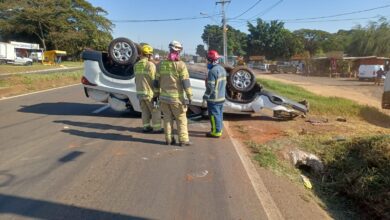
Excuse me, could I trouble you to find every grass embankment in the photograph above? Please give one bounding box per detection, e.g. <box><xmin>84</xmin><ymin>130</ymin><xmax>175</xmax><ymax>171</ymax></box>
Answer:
<box><xmin>249</xmin><ymin>78</ymin><xmax>390</xmax><ymax>219</ymax></box>
<box><xmin>260</xmin><ymin>78</ymin><xmax>390</xmax><ymax>128</ymax></box>
<box><xmin>0</xmin><ymin>70</ymin><xmax>83</xmax><ymax>98</ymax></box>
<box><xmin>0</xmin><ymin>61</ymin><xmax>83</xmax><ymax>74</ymax></box>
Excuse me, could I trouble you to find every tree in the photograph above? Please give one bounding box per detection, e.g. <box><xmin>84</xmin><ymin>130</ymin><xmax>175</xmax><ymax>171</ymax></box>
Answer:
<box><xmin>201</xmin><ymin>25</ymin><xmax>222</xmax><ymax>54</ymax></box>
<box><xmin>196</xmin><ymin>44</ymin><xmax>207</xmax><ymax>57</ymax></box>
<box><xmin>201</xmin><ymin>24</ymin><xmax>247</xmax><ymax>56</ymax></box>
<box><xmin>347</xmin><ymin>18</ymin><xmax>390</xmax><ymax>57</ymax></box>
<box><xmin>293</xmin><ymin>29</ymin><xmax>333</xmax><ymax>56</ymax></box>
<box><xmin>0</xmin><ymin>0</ymin><xmax>113</xmax><ymax>57</ymax></box>
<box><xmin>227</xmin><ymin>26</ymin><xmax>247</xmax><ymax>56</ymax></box>
<box><xmin>247</xmin><ymin>19</ymin><xmax>303</xmax><ymax>60</ymax></box>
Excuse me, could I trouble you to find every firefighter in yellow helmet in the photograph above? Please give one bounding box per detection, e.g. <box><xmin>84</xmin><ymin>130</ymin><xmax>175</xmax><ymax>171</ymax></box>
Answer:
<box><xmin>134</xmin><ymin>44</ymin><xmax>162</xmax><ymax>133</ymax></box>
<box><xmin>153</xmin><ymin>40</ymin><xmax>192</xmax><ymax>146</ymax></box>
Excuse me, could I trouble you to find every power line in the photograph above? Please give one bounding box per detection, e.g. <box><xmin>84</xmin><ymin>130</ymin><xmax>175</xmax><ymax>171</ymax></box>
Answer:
<box><xmin>230</xmin><ymin>15</ymin><xmax>387</xmax><ymax>30</ymax></box>
<box><xmin>230</xmin><ymin>0</ymin><xmax>263</xmax><ymax>19</ymax></box>
<box><xmin>281</xmin><ymin>3</ymin><xmax>390</xmax><ymax>22</ymax></box>
<box><xmin>230</xmin><ymin>3</ymin><xmax>390</xmax><ymax>28</ymax></box>
<box><xmin>248</xmin><ymin>0</ymin><xmax>284</xmax><ymax>20</ymax></box>
<box><xmin>284</xmin><ymin>15</ymin><xmax>385</xmax><ymax>23</ymax></box>
<box><xmin>111</xmin><ymin>15</ymin><xmax>219</xmax><ymax>23</ymax></box>
<box><xmin>230</xmin><ymin>0</ymin><xmax>283</xmax><ymax>27</ymax></box>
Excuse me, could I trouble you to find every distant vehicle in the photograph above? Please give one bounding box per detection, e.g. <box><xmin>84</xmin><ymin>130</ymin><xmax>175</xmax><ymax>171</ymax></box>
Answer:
<box><xmin>0</xmin><ymin>42</ymin><xmax>33</xmax><ymax>66</ymax></box>
<box><xmin>248</xmin><ymin>61</ymin><xmax>269</xmax><ymax>71</ymax></box>
<box><xmin>358</xmin><ymin>65</ymin><xmax>384</xmax><ymax>80</ymax></box>
<box><xmin>269</xmin><ymin>62</ymin><xmax>297</xmax><ymax>74</ymax></box>
<box><xmin>382</xmin><ymin>71</ymin><xmax>390</xmax><ymax>109</ymax></box>
<box><xmin>189</xmin><ymin>60</ymin><xmax>195</xmax><ymax>65</ymax></box>
<box><xmin>81</xmin><ymin>37</ymin><xmax>308</xmax><ymax>120</ymax></box>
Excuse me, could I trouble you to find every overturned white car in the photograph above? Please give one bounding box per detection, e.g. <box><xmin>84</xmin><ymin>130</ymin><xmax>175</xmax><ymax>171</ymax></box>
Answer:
<box><xmin>81</xmin><ymin>38</ymin><xmax>308</xmax><ymax>119</ymax></box>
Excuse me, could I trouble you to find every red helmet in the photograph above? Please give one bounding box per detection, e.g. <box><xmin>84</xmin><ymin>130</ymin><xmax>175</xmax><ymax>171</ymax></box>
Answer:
<box><xmin>207</xmin><ymin>50</ymin><xmax>220</xmax><ymax>62</ymax></box>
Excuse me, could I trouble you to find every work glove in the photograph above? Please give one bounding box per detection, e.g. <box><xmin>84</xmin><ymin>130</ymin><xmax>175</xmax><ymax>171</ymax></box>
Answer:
<box><xmin>202</xmin><ymin>100</ymin><xmax>207</xmax><ymax>108</ymax></box>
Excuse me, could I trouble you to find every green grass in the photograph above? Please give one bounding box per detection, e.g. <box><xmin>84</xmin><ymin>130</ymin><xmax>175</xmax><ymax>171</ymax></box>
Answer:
<box><xmin>0</xmin><ymin>70</ymin><xmax>83</xmax><ymax>96</ymax></box>
<box><xmin>257</xmin><ymin>78</ymin><xmax>390</xmax><ymax>126</ymax></box>
<box><xmin>0</xmin><ymin>81</ymin><xmax>9</xmax><ymax>88</ymax></box>
<box><xmin>60</xmin><ymin>61</ymin><xmax>83</xmax><ymax>67</ymax></box>
<box><xmin>16</xmin><ymin>70</ymin><xmax>82</xmax><ymax>83</ymax></box>
<box><xmin>319</xmin><ymin>135</ymin><xmax>390</xmax><ymax>219</ymax></box>
<box><xmin>258</xmin><ymin>78</ymin><xmax>362</xmax><ymax>116</ymax></box>
<box><xmin>250</xmin><ymin>78</ymin><xmax>390</xmax><ymax>218</ymax></box>
<box><xmin>246</xmin><ymin>140</ymin><xmax>300</xmax><ymax>179</ymax></box>
<box><xmin>0</xmin><ymin>62</ymin><xmax>82</xmax><ymax>74</ymax></box>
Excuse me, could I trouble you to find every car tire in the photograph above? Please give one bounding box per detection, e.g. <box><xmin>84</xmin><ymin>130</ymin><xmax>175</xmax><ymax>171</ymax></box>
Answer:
<box><xmin>108</xmin><ymin>37</ymin><xmax>138</xmax><ymax>65</ymax></box>
<box><xmin>228</xmin><ymin>66</ymin><xmax>256</xmax><ymax>92</ymax></box>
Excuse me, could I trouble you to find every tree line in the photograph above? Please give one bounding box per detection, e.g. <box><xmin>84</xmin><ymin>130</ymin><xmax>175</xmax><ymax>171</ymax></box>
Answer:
<box><xmin>197</xmin><ymin>18</ymin><xmax>390</xmax><ymax>60</ymax></box>
<box><xmin>1</xmin><ymin>0</ymin><xmax>389</xmax><ymax>60</ymax></box>
<box><xmin>0</xmin><ymin>0</ymin><xmax>113</xmax><ymax>59</ymax></box>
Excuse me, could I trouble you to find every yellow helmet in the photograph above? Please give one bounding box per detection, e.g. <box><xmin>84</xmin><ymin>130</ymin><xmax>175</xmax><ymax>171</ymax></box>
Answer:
<box><xmin>141</xmin><ymin>44</ymin><xmax>153</xmax><ymax>55</ymax></box>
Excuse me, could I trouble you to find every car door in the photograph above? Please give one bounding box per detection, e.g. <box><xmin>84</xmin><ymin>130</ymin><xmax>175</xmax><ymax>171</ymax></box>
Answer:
<box><xmin>14</xmin><ymin>57</ymin><xmax>23</xmax><ymax>65</ymax></box>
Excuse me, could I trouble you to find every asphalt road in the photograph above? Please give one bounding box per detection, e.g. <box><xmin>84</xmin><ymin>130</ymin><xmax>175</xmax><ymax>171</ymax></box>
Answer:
<box><xmin>0</xmin><ymin>85</ymin><xmax>268</xmax><ymax>220</ymax></box>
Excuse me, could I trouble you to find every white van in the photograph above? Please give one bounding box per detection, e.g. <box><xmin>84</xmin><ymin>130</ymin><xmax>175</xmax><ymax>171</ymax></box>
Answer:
<box><xmin>358</xmin><ymin>65</ymin><xmax>384</xmax><ymax>80</ymax></box>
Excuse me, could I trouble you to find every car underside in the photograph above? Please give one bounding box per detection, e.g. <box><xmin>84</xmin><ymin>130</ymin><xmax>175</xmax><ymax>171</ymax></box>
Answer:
<box><xmin>81</xmin><ymin>38</ymin><xmax>308</xmax><ymax>120</ymax></box>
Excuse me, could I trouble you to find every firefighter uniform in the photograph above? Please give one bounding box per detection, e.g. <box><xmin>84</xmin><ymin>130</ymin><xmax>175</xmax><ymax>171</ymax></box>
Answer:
<box><xmin>154</xmin><ymin>60</ymin><xmax>192</xmax><ymax>144</ymax></box>
<box><xmin>203</xmin><ymin>64</ymin><xmax>227</xmax><ymax>137</ymax></box>
<box><xmin>203</xmin><ymin>50</ymin><xmax>227</xmax><ymax>138</ymax></box>
<box><xmin>134</xmin><ymin>57</ymin><xmax>161</xmax><ymax>132</ymax></box>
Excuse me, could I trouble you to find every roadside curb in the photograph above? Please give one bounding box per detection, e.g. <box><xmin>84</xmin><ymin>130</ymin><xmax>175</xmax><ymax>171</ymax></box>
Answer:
<box><xmin>224</xmin><ymin>121</ymin><xmax>284</xmax><ymax>220</ymax></box>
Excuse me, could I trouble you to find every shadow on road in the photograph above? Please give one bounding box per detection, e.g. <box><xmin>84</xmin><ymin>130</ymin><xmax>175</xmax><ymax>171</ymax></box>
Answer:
<box><xmin>58</xmin><ymin>151</ymin><xmax>85</xmax><ymax>163</ymax></box>
<box><xmin>0</xmin><ymin>193</ymin><xmax>149</xmax><ymax>220</ymax></box>
<box><xmin>53</xmin><ymin>120</ymin><xmax>144</xmax><ymax>133</ymax></box>
<box><xmin>18</xmin><ymin>102</ymin><xmax>140</xmax><ymax>118</ymax></box>
<box><xmin>0</xmin><ymin>150</ymin><xmax>87</xmax><ymax>188</ymax></box>
<box><xmin>62</xmin><ymin>129</ymin><xmax>166</xmax><ymax>145</ymax></box>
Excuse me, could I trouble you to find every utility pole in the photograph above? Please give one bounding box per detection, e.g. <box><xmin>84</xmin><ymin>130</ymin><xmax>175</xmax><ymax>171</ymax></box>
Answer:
<box><xmin>216</xmin><ymin>0</ymin><xmax>230</xmax><ymax>64</ymax></box>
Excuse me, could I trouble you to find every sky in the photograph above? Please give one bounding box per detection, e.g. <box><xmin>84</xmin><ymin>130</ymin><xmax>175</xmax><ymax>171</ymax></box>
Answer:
<box><xmin>88</xmin><ymin>0</ymin><xmax>390</xmax><ymax>55</ymax></box>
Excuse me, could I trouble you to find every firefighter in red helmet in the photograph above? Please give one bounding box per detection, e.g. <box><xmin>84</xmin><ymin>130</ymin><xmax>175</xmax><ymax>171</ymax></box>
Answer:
<box><xmin>203</xmin><ymin>50</ymin><xmax>227</xmax><ymax>138</ymax></box>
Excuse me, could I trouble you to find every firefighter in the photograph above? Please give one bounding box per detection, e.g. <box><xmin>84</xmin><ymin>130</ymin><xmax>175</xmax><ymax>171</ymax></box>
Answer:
<box><xmin>203</xmin><ymin>50</ymin><xmax>227</xmax><ymax>138</ymax></box>
<box><xmin>154</xmin><ymin>40</ymin><xmax>193</xmax><ymax>146</ymax></box>
<box><xmin>134</xmin><ymin>44</ymin><xmax>162</xmax><ymax>133</ymax></box>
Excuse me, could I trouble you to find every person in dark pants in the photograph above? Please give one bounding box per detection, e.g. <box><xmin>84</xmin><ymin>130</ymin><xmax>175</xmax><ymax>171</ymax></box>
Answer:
<box><xmin>203</xmin><ymin>50</ymin><xmax>227</xmax><ymax>138</ymax></box>
<box><xmin>375</xmin><ymin>68</ymin><xmax>385</xmax><ymax>86</ymax></box>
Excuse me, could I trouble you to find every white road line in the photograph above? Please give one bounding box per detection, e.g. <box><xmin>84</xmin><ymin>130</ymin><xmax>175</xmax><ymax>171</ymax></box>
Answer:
<box><xmin>0</xmin><ymin>84</ymin><xmax>80</xmax><ymax>101</ymax></box>
<box><xmin>224</xmin><ymin>121</ymin><xmax>284</xmax><ymax>220</ymax></box>
<box><xmin>92</xmin><ymin>105</ymin><xmax>110</xmax><ymax>114</ymax></box>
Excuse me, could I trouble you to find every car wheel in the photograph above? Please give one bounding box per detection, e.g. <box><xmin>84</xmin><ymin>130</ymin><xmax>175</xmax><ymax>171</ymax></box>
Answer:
<box><xmin>228</xmin><ymin>66</ymin><xmax>256</xmax><ymax>92</ymax></box>
<box><xmin>25</xmin><ymin>61</ymin><xmax>33</xmax><ymax>66</ymax></box>
<box><xmin>0</xmin><ymin>60</ymin><xmax>6</xmax><ymax>65</ymax></box>
<box><xmin>108</xmin><ymin>37</ymin><xmax>138</xmax><ymax>65</ymax></box>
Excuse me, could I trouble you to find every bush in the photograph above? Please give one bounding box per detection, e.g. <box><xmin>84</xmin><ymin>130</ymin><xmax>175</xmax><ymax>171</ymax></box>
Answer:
<box><xmin>321</xmin><ymin>135</ymin><xmax>390</xmax><ymax>219</ymax></box>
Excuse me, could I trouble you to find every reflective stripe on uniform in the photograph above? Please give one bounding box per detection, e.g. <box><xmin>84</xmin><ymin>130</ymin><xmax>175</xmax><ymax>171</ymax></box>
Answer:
<box><xmin>211</xmin><ymin>115</ymin><xmax>216</xmax><ymax>134</ymax></box>
<box><xmin>152</xmin><ymin>123</ymin><xmax>161</xmax><ymax>128</ymax></box>
<box><xmin>209</xmin><ymin>76</ymin><xmax>226</xmax><ymax>102</ymax></box>
<box><xmin>160</xmin><ymin>91</ymin><xmax>183</xmax><ymax>98</ymax></box>
<box><xmin>135</xmin><ymin>58</ymin><xmax>155</xmax><ymax>100</ymax></box>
